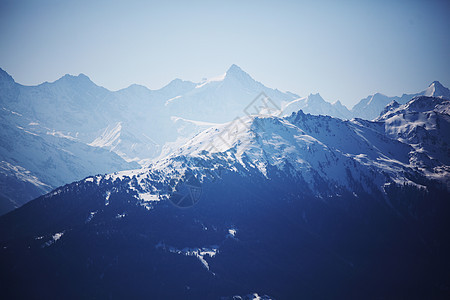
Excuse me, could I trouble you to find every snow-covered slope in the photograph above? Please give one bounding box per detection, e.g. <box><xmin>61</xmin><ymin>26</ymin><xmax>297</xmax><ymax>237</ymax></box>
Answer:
<box><xmin>0</xmin><ymin>161</ymin><xmax>50</xmax><ymax>215</ymax></box>
<box><xmin>352</xmin><ymin>81</ymin><xmax>450</xmax><ymax>120</ymax></box>
<box><xmin>376</xmin><ymin>96</ymin><xmax>450</xmax><ymax>185</ymax></box>
<box><xmin>0</xmin><ymin>106</ymin><xmax>139</xmax><ymax>215</ymax></box>
<box><xmin>351</xmin><ymin>93</ymin><xmax>396</xmax><ymax>121</ymax></box>
<box><xmin>422</xmin><ymin>81</ymin><xmax>450</xmax><ymax>98</ymax></box>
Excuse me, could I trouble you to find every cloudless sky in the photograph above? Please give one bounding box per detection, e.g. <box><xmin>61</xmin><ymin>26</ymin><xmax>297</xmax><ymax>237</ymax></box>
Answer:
<box><xmin>1</xmin><ymin>0</ymin><xmax>449</xmax><ymax>108</ymax></box>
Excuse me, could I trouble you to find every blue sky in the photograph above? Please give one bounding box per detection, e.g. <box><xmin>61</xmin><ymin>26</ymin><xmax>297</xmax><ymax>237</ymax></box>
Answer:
<box><xmin>1</xmin><ymin>0</ymin><xmax>449</xmax><ymax>107</ymax></box>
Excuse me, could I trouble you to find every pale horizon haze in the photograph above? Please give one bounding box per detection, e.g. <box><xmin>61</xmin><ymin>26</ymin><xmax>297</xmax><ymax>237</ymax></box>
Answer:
<box><xmin>0</xmin><ymin>0</ymin><xmax>449</xmax><ymax>108</ymax></box>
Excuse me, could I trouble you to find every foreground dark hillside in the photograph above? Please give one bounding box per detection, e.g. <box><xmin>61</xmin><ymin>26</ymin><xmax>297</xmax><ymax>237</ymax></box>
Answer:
<box><xmin>1</xmin><ymin>168</ymin><xmax>449</xmax><ymax>299</ymax></box>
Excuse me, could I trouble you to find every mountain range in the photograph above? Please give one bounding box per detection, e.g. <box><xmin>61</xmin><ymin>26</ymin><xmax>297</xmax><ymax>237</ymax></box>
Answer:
<box><xmin>352</xmin><ymin>81</ymin><xmax>450</xmax><ymax>120</ymax></box>
<box><xmin>0</xmin><ymin>86</ymin><xmax>449</xmax><ymax>298</ymax></box>
<box><xmin>1</xmin><ymin>65</ymin><xmax>449</xmax><ymax>217</ymax></box>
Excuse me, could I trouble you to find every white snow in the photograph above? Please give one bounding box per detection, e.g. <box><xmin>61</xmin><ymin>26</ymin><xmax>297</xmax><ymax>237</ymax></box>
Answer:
<box><xmin>195</xmin><ymin>73</ymin><xmax>226</xmax><ymax>89</ymax></box>
<box><xmin>165</xmin><ymin>95</ymin><xmax>182</xmax><ymax>105</ymax></box>
<box><xmin>116</xmin><ymin>212</ymin><xmax>126</xmax><ymax>219</ymax></box>
<box><xmin>46</xmin><ymin>130</ymin><xmax>77</xmax><ymax>140</ymax></box>
<box><xmin>53</xmin><ymin>232</ymin><xmax>64</xmax><ymax>241</ymax></box>
<box><xmin>42</xmin><ymin>231</ymin><xmax>65</xmax><ymax>248</ymax></box>
<box><xmin>85</xmin><ymin>211</ymin><xmax>97</xmax><ymax>223</ymax></box>
<box><xmin>89</xmin><ymin>122</ymin><xmax>122</xmax><ymax>148</ymax></box>
<box><xmin>227</xmin><ymin>228</ymin><xmax>237</xmax><ymax>238</ymax></box>
<box><xmin>156</xmin><ymin>242</ymin><xmax>219</xmax><ymax>273</ymax></box>
<box><xmin>105</xmin><ymin>191</ymin><xmax>111</xmax><ymax>206</ymax></box>
<box><xmin>170</xmin><ymin>116</ymin><xmax>220</xmax><ymax>127</ymax></box>
<box><xmin>137</xmin><ymin>192</ymin><xmax>160</xmax><ymax>202</ymax></box>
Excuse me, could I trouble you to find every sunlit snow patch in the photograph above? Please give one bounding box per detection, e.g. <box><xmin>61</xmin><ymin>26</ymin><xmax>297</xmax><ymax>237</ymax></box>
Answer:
<box><xmin>165</xmin><ymin>95</ymin><xmax>182</xmax><ymax>106</ymax></box>
<box><xmin>41</xmin><ymin>232</ymin><xmax>64</xmax><ymax>248</ymax></box>
<box><xmin>195</xmin><ymin>73</ymin><xmax>226</xmax><ymax>89</ymax></box>
<box><xmin>155</xmin><ymin>242</ymin><xmax>219</xmax><ymax>273</ymax></box>
<box><xmin>105</xmin><ymin>191</ymin><xmax>111</xmax><ymax>206</ymax></box>
<box><xmin>85</xmin><ymin>211</ymin><xmax>97</xmax><ymax>223</ymax></box>
<box><xmin>222</xmin><ymin>292</ymin><xmax>274</xmax><ymax>300</ymax></box>
<box><xmin>227</xmin><ymin>228</ymin><xmax>237</xmax><ymax>239</ymax></box>
<box><xmin>116</xmin><ymin>212</ymin><xmax>126</xmax><ymax>219</ymax></box>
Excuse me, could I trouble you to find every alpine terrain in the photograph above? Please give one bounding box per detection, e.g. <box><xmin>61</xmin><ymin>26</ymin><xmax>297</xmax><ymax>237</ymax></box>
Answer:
<box><xmin>1</xmin><ymin>88</ymin><xmax>449</xmax><ymax>298</ymax></box>
<box><xmin>1</xmin><ymin>66</ymin><xmax>448</xmax><ymax>215</ymax></box>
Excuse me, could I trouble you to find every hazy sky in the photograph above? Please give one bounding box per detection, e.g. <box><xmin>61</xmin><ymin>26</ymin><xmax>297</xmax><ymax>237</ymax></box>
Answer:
<box><xmin>1</xmin><ymin>0</ymin><xmax>449</xmax><ymax>107</ymax></box>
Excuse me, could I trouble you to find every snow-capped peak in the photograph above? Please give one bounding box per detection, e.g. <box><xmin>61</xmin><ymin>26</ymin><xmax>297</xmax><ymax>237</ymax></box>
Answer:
<box><xmin>194</xmin><ymin>64</ymin><xmax>252</xmax><ymax>89</ymax></box>
<box><xmin>224</xmin><ymin>64</ymin><xmax>254</xmax><ymax>82</ymax></box>
<box><xmin>424</xmin><ymin>81</ymin><xmax>450</xmax><ymax>98</ymax></box>
<box><xmin>226</xmin><ymin>64</ymin><xmax>245</xmax><ymax>75</ymax></box>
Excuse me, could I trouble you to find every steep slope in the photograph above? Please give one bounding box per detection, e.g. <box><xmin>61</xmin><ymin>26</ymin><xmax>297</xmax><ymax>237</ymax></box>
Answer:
<box><xmin>376</xmin><ymin>96</ymin><xmax>450</xmax><ymax>185</ymax></box>
<box><xmin>1</xmin><ymin>103</ymin><xmax>449</xmax><ymax>298</ymax></box>
<box><xmin>422</xmin><ymin>81</ymin><xmax>450</xmax><ymax>98</ymax></box>
<box><xmin>0</xmin><ymin>107</ymin><xmax>139</xmax><ymax>215</ymax></box>
<box><xmin>351</xmin><ymin>92</ymin><xmax>396</xmax><ymax>120</ymax></box>
<box><xmin>88</xmin><ymin>121</ymin><xmax>161</xmax><ymax>163</ymax></box>
<box><xmin>7</xmin><ymin>73</ymin><xmax>115</xmax><ymax>141</ymax></box>
<box><xmin>0</xmin><ymin>161</ymin><xmax>50</xmax><ymax>215</ymax></box>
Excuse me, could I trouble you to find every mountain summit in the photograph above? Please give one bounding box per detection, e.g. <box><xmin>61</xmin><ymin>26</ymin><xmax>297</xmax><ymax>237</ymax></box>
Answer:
<box><xmin>424</xmin><ymin>80</ymin><xmax>450</xmax><ymax>98</ymax></box>
<box><xmin>225</xmin><ymin>64</ymin><xmax>247</xmax><ymax>76</ymax></box>
<box><xmin>223</xmin><ymin>64</ymin><xmax>256</xmax><ymax>86</ymax></box>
